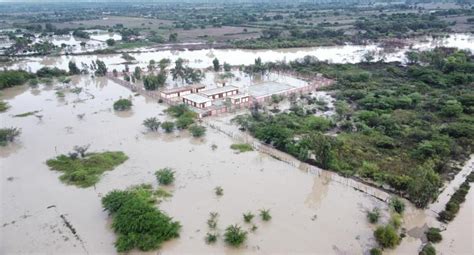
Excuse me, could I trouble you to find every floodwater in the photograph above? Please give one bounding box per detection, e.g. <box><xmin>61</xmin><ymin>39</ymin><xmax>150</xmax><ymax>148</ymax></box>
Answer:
<box><xmin>1</xmin><ymin>32</ymin><xmax>473</xmax><ymax>254</ymax></box>
<box><xmin>4</xmin><ymin>33</ymin><xmax>474</xmax><ymax>73</ymax></box>
<box><xmin>1</xmin><ymin>76</ymin><xmax>393</xmax><ymax>254</ymax></box>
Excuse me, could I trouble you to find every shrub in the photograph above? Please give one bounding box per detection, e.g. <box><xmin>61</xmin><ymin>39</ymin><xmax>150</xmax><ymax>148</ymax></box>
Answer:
<box><xmin>102</xmin><ymin>187</ymin><xmax>181</xmax><ymax>252</ymax></box>
<box><xmin>207</xmin><ymin>212</ymin><xmax>219</xmax><ymax>229</ymax></box>
<box><xmin>224</xmin><ymin>225</ymin><xmax>247</xmax><ymax>247</ymax></box>
<box><xmin>113</xmin><ymin>99</ymin><xmax>132</xmax><ymax>111</ymax></box>
<box><xmin>161</xmin><ymin>121</ymin><xmax>175</xmax><ymax>133</ymax></box>
<box><xmin>155</xmin><ymin>168</ymin><xmax>175</xmax><ymax>185</ymax></box>
<box><xmin>230</xmin><ymin>143</ymin><xmax>253</xmax><ymax>153</ymax></box>
<box><xmin>374</xmin><ymin>225</ymin><xmax>400</xmax><ymax>248</ymax></box>
<box><xmin>389</xmin><ymin>213</ymin><xmax>402</xmax><ymax>229</ymax></box>
<box><xmin>189</xmin><ymin>125</ymin><xmax>206</xmax><ymax>137</ymax></box>
<box><xmin>215</xmin><ymin>186</ymin><xmax>223</xmax><ymax>196</ymax></box>
<box><xmin>438</xmin><ymin>180</ymin><xmax>471</xmax><ymax>222</ymax></box>
<box><xmin>243</xmin><ymin>212</ymin><xmax>254</xmax><ymax>223</ymax></box>
<box><xmin>46</xmin><ymin>150</ymin><xmax>128</xmax><ymax>187</ymax></box>
<box><xmin>205</xmin><ymin>233</ymin><xmax>217</xmax><ymax>244</ymax></box>
<box><xmin>425</xmin><ymin>228</ymin><xmax>442</xmax><ymax>243</ymax></box>
<box><xmin>143</xmin><ymin>117</ymin><xmax>161</xmax><ymax>132</ymax></box>
<box><xmin>0</xmin><ymin>127</ymin><xmax>21</xmax><ymax>146</ymax></box>
<box><xmin>419</xmin><ymin>243</ymin><xmax>436</xmax><ymax>255</ymax></box>
<box><xmin>370</xmin><ymin>248</ymin><xmax>382</xmax><ymax>255</ymax></box>
<box><xmin>259</xmin><ymin>209</ymin><xmax>271</xmax><ymax>221</ymax></box>
<box><xmin>175</xmin><ymin>116</ymin><xmax>195</xmax><ymax>129</ymax></box>
<box><xmin>367</xmin><ymin>208</ymin><xmax>380</xmax><ymax>224</ymax></box>
<box><xmin>0</xmin><ymin>101</ymin><xmax>9</xmax><ymax>112</ymax></box>
<box><xmin>390</xmin><ymin>197</ymin><xmax>405</xmax><ymax>214</ymax></box>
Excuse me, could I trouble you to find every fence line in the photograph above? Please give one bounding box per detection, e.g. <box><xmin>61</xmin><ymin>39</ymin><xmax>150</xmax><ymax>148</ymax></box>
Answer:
<box><xmin>204</xmin><ymin>121</ymin><xmax>392</xmax><ymax>203</ymax></box>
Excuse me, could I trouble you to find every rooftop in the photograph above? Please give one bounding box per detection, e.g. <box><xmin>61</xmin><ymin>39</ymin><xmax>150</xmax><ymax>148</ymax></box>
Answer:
<box><xmin>200</xmin><ymin>85</ymin><xmax>239</xmax><ymax>96</ymax></box>
<box><xmin>182</xmin><ymin>93</ymin><xmax>212</xmax><ymax>104</ymax></box>
<box><xmin>162</xmin><ymin>84</ymin><xmax>205</xmax><ymax>94</ymax></box>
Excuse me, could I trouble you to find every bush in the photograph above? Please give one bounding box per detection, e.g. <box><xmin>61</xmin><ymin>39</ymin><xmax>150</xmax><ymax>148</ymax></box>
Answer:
<box><xmin>367</xmin><ymin>208</ymin><xmax>380</xmax><ymax>224</ymax></box>
<box><xmin>259</xmin><ymin>209</ymin><xmax>271</xmax><ymax>221</ymax></box>
<box><xmin>215</xmin><ymin>186</ymin><xmax>223</xmax><ymax>196</ymax></box>
<box><xmin>389</xmin><ymin>213</ymin><xmax>402</xmax><ymax>229</ymax></box>
<box><xmin>155</xmin><ymin>168</ymin><xmax>175</xmax><ymax>185</ymax></box>
<box><xmin>370</xmin><ymin>248</ymin><xmax>382</xmax><ymax>255</ymax></box>
<box><xmin>0</xmin><ymin>101</ymin><xmax>9</xmax><ymax>112</ymax></box>
<box><xmin>230</xmin><ymin>143</ymin><xmax>253</xmax><ymax>153</ymax></box>
<box><xmin>438</xmin><ymin>180</ymin><xmax>471</xmax><ymax>222</ymax></box>
<box><xmin>390</xmin><ymin>197</ymin><xmax>405</xmax><ymax>214</ymax></box>
<box><xmin>419</xmin><ymin>243</ymin><xmax>436</xmax><ymax>255</ymax></box>
<box><xmin>46</xmin><ymin>150</ymin><xmax>128</xmax><ymax>187</ymax></box>
<box><xmin>143</xmin><ymin>117</ymin><xmax>161</xmax><ymax>132</ymax></box>
<box><xmin>425</xmin><ymin>228</ymin><xmax>442</xmax><ymax>243</ymax></box>
<box><xmin>0</xmin><ymin>127</ymin><xmax>21</xmax><ymax>146</ymax></box>
<box><xmin>189</xmin><ymin>125</ymin><xmax>206</xmax><ymax>137</ymax></box>
<box><xmin>224</xmin><ymin>225</ymin><xmax>247</xmax><ymax>247</ymax></box>
<box><xmin>243</xmin><ymin>212</ymin><xmax>254</xmax><ymax>223</ymax></box>
<box><xmin>161</xmin><ymin>121</ymin><xmax>175</xmax><ymax>133</ymax></box>
<box><xmin>374</xmin><ymin>225</ymin><xmax>400</xmax><ymax>248</ymax></box>
<box><xmin>102</xmin><ymin>186</ymin><xmax>181</xmax><ymax>252</ymax></box>
<box><xmin>0</xmin><ymin>70</ymin><xmax>33</xmax><ymax>89</ymax></box>
<box><xmin>113</xmin><ymin>99</ymin><xmax>132</xmax><ymax>111</ymax></box>
<box><xmin>205</xmin><ymin>233</ymin><xmax>217</xmax><ymax>244</ymax></box>
<box><xmin>176</xmin><ymin>116</ymin><xmax>195</xmax><ymax>129</ymax></box>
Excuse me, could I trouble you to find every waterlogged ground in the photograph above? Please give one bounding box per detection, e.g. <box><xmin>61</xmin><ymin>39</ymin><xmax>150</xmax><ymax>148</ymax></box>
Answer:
<box><xmin>4</xmin><ymin>33</ymin><xmax>474</xmax><ymax>73</ymax></box>
<box><xmin>0</xmin><ymin>76</ymin><xmax>395</xmax><ymax>254</ymax></box>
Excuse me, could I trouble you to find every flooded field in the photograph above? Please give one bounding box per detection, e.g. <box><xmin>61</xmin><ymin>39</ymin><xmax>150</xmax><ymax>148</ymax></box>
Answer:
<box><xmin>4</xmin><ymin>33</ymin><xmax>474</xmax><ymax>73</ymax></box>
<box><xmin>1</xmin><ymin>33</ymin><xmax>473</xmax><ymax>254</ymax></box>
<box><xmin>1</xmin><ymin>76</ymin><xmax>395</xmax><ymax>254</ymax></box>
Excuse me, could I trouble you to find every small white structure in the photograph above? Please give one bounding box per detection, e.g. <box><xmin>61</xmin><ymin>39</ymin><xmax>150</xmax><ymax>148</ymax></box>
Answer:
<box><xmin>182</xmin><ymin>93</ymin><xmax>212</xmax><ymax>109</ymax></box>
<box><xmin>200</xmin><ymin>85</ymin><xmax>239</xmax><ymax>99</ymax></box>
<box><xmin>160</xmin><ymin>84</ymin><xmax>205</xmax><ymax>99</ymax></box>
<box><xmin>228</xmin><ymin>93</ymin><xmax>250</xmax><ymax>105</ymax></box>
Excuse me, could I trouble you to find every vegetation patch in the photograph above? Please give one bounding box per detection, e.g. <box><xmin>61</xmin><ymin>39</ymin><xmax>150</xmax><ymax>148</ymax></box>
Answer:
<box><xmin>189</xmin><ymin>124</ymin><xmax>206</xmax><ymax>137</ymax></box>
<box><xmin>419</xmin><ymin>243</ymin><xmax>436</xmax><ymax>255</ymax></box>
<box><xmin>46</xmin><ymin>147</ymin><xmax>128</xmax><ymax>187</ymax></box>
<box><xmin>113</xmin><ymin>99</ymin><xmax>132</xmax><ymax>111</ymax></box>
<box><xmin>230</xmin><ymin>143</ymin><xmax>254</xmax><ymax>153</ymax></box>
<box><xmin>0</xmin><ymin>101</ymin><xmax>9</xmax><ymax>112</ymax></box>
<box><xmin>13</xmin><ymin>110</ymin><xmax>40</xmax><ymax>117</ymax></box>
<box><xmin>234</xmin><ymin>49</ymin><xmax>474</xmax><ymax>208</ymax></box>
<box><xmin>165</xmin><ymin>104</ymin><xmax>197</xmax><ymax>130</ymax></box>
<box><xmin>155</xmin><ymin>168</ymin><xmax>175</xmax><ymax>185</ymax></box>
<box><xmin>438</xmin><ymin>173</ymin><xmax>472</xmax><ymax>222</ymax></box>
<box><xmin>224</xmin><ymin>225</ymin><xmax>247</xmax><ymax>247</ymax></box>
<box><xmin>425</xmin><ymin>227</ymin><xmax>442</xmax><ymax>243</ymax></box>
<box><xmin>102</xmin><ymin>185</ymin><xmax>181</xmax><ymax>252</ymax></box>
<box><xmin>0</xmin><ymin>127</ymin><xmax>21</xmax><ymax>146</ymax></box>
<box><xmin>367</xmin><ymin>208</ymin><xmax>380</xmax><ymax>224</ymax></box>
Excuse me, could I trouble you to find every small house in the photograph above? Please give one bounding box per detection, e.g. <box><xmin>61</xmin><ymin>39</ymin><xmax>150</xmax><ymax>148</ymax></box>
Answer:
<box><xmin>200</xmin><ymin>85</ymin><xmax>239</xmax><ymax>99</ymax></box>
<box><xmin>182</xmin><ymin>93</ymin><xmax>212</xmax><ymax>109</ymax></box>
<box><xmin>160</xmin><ymin>84</ymin><xmax>205</xmax><ymax>99</ymax></box>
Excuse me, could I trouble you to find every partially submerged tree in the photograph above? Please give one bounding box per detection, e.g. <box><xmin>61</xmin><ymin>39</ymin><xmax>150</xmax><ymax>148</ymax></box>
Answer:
<box><xmin>143</xmin><ymin>117</ymin><xmax>161</xmax><ymax>132</ymax></box>
<box><xmin>113</xmin><ymin>99</ymin><xmax>132</xmax><ymax>111</ymax></box>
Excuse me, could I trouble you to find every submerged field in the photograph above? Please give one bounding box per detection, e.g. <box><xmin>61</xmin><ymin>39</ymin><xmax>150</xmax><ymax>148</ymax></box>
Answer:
<box><xmin>0</xmin><ymin>72</ymin><xmax>472</xmax><ymax>254</ymax></box>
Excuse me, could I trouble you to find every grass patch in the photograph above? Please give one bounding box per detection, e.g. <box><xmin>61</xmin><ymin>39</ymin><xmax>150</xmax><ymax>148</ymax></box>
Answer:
<box><xmin>230</xmin><ymin>143</ymin><xmax>253</xmax><ymax>153</ymax></box>
<box><xmin>46</xmin><ymin>151</ymin><xmax>128</xmax><ymax>187</ymax></box>
<box><xmin>102</xmin><ymin>185</ymin><xmax>181</xmax><ymax>252</ymax></box>
<box><xmin>13</xmin><ymin>110</ymin><xmax>40</xmax><ymax>117</ymax></box>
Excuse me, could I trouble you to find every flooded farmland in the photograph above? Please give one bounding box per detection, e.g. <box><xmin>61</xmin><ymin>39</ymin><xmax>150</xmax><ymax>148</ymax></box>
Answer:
<box><xmin>1</xmin><ymin>33</ymin><xmax>474</xmax><ymax>254</ymax></box>
<box><xmin>1</xmin><ymin>76</ymin><xmax>391</xmax><ymax>254</ymax></box>
<box><xmin>4</xmin><ymin>33</ymin><xmax>474</xmax><ymax>73</ymax></box>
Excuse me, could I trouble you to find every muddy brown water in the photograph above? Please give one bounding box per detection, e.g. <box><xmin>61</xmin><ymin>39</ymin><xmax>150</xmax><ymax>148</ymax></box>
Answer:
<box><xmin>1</xmin><ymin>76</ymin><xmax>393</xmax><ymax>254</ymax></box>
<box><xmin>1</xmin><ymin>76</ymin><xmax>473</xmax><ymax>253</ymax></box>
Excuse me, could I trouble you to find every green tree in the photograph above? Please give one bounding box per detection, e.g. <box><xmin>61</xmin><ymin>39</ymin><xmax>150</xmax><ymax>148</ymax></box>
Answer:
<box><xmin>213</xmin><ymin>58</ymin><xmax>220</xmax><ymax>72</ymax></box>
